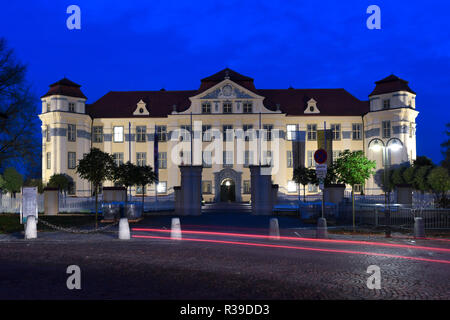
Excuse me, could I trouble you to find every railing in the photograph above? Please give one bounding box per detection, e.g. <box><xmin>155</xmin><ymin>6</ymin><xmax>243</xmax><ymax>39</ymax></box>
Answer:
<box><xmin>339</xmin><ymin>204</ymin><xmax>450</xmax><ymax>230</ymax></box>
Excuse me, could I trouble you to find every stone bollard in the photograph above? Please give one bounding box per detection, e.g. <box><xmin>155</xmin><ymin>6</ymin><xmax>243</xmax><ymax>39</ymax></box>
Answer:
<box><xmin>171</xmin><ymin>217</ymin><xmax>182</xmax><ymax>240</ymax></box>
<box><xmin>269</xmin><ymin>218</ymin><xmax>280</xmax><ymax>240</ymax></box>
<box><xmin>316</xmin><ymin>217</ymin><xmax>327</xmax><ymax>239</ymax></box>
<box><xmin>414</xmin><ymin>217</ymin><xmax>425</xmax><ymax>239</ymax></box>
<box><xmin>25</xmin><ymin>216</ymin><xmax>37</xmax><ymax>239</ymax></box>
<box><xmin>118</xmin><ymin>218</ymin><xmax>130</xmax><ymax>240</ymax></box>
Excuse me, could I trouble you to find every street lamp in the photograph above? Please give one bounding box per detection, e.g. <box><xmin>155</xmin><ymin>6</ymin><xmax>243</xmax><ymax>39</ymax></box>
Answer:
<box><xmin>368</xmin><ymin>137</ymin><xmax>404</xmax><ymax>238</ymax></box>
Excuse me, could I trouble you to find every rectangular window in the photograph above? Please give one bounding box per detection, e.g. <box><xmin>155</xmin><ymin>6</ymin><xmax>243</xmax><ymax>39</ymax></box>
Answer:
<box><xmin>68</xmin><ymin>152</ymin><xmax>76</xmax><ymax>169</ymax></box>
<box><xmin>308</xmin><ymin>184</ymin><xmax>318</xmax><ymax>192</ymax></box>
<box><xmin>223</xmin><ymin>125</ymin><xmax>233</xmax><ymax>141</ymax></box>
<box><xmin>93</xmin><ymin>126</ymin><xmax>103</xmax><ymax>143</ymax></box>
<box><xmin>244</xmin><ymin>150</ymin><xmax>254</xmax><ymax>167</ymax></box>
<box><xmin>202</xmin><ymin>151</ymin><xmax>212</xmax><ymax>168</ymax></box>
<box><xmin>383</xmin><ymin>99</ymin><xmax>390</xmax><ymax>109</ymax></box>
<box><xmin>202</xmin><ymin>102</ymin><xmax>211</xmax><ymax>114</ymax></box>
<box><xmin>202</xmin><ymin>125</ymin><xmax>212</xmax><ymax>142</ymax></box>
<box><xmin>68</xmin><ymin>124</ymin><xmax>76</xmax><ymax>142</ymax></box>
<box><xmin>354</xmin><ymin>184</ymin><xmax>362</xmax><ymax>193</ymax></box>
<box><xmin>158</xmin><ymin>152</ymin><xmax>167</xmax><ymax>169</ymax></box>
<box><xmin>263</xmin><ymin>124</ymin><xmax>273</xmax><ymax>141</ymax></box>
<box><xmin>243</xmin><ymin>102</ymin><xmax>252</xmax><ymax>113</ymax></box>
<box><xmin>287</xmin><ymin>181</ymin><xmax>297</xmax><ymax>193</ymax></box>
<box><xmin>136</xmin><ymin>152</ymin><xmax>146</xmax><ymax>166</ymax></box>
<box><xmin>202</xmin><ymin>181</ymin><xmax>212</xmax><ymax>194</ymax></box>
<box><xmin>307</xmin><ymin>124</ymin><xmax>317</xmax><ymax>141</ymax></box>
<box><xmin>331</xmin><ymin>124</ymin><xmax>341</xmax><ymax>140</ymax></box>
<box><xmin>382</xmin><ymin>121</ymin><xmax>391</xmax><ymax>138</ymax></box>
<box><xmin>136</xmin><ymin>126</ymin><xmax>147</xmax><ymax>142</ymax></box>
<box><xmin>243</xmin><ymin>180</ymin><xmax>251</xmax><ymax>194</ymax></box>
<box><xmin>180</xmin><ymin>125</ymin><xmax>191</xmax><ymax>141</ymax></box>
<box><xmin>68</xmin><ymin>182</ymin><xmax>76</xmax><ymax>195</ymax></box>
<box><xmin>157</xmin><ymin>181</ymin><xmax>167</xmax><ymax>194</ymax></box>
<box><xmin>263</xmin><ymin>151</ymin><xmax>272</xmax><ymax>166</ymax></box>
<box><xmin>223</xmin><ymin>151</ymin><xmax>233</xmax><ymax>167</ymax></box>
<box><xmin>154</xmin><ymin>125</ymin><xmax>166</xmax><ymax>142</ymax></box>
<box><xmin>332</xmin><ymin>150</ymin><xmax>341</xmax><ymax>164</ymax></box>
<box><xmin>46</xmin><ymin>152</ymin><xmax>51</xmax><ymax>169</ymax></box>
<box><xmin>286</xmin><ymin>124</ymin><xmax>297</xmax><ymax>141</ymax></box>
<box><xmin>243</xmin><ymin>124</ymin><xmax>253</xmax><ymax>141</ymax></box>
<box><xmin>287</xmin><ymin>150</ymin><xmax>293</xmax><ymax>168</ymax></box>
<box><xmin>307</xmin><ymin>150</ymin><xmax>315</xmax><ymax>167</ymax></box>
<box><xmin>46</xmin><ymin>125</ymin><xmax>51</xmax><ymax>142</ymax></box>
<box><xmin>223</xmin><ymin>102</ymin><xmax>233</xmax><ymax>113</ymax></box>
<box><xmin>68</xmin><ymin>102</ymin><xmax>75</xmax><ymax>112</ymax></box>
<box><xmin>136</xmin><ymin>185</ymin><xmax>146</xmax><ymax>195</ymax></box>
<box><xmin>112</xmin><ymin>153</ymin><xmax>124</xmax><ymax>166</ymax></box>
<box><xmin>352</xmin><ymin>123</ymin><xmax>362</xmax><ymax>140</ymax></box>
<box><xmin>113</xmin><ymin>126</ymin><xmax>124</xmax><ymax>142</ymax></box>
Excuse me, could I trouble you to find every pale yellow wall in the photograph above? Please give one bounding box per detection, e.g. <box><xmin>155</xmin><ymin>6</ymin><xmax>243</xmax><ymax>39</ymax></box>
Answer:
<box><xmin>39</xmin><ymin>80</ymin><xmax>418</xmax><ymax>198</ymax></box>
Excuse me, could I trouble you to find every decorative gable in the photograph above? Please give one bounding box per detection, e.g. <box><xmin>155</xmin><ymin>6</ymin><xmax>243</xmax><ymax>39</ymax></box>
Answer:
<box><xmin>199</xmin><ymin>84</ymin><xmax>254</xmax><ymax>99</ymax></box>
<box><xmin>304</xmin><ymin>98</ymin><xmax>320</xmax><ymax>114</ymax></box>
<box><xmin>133</xmin><ymin>99</ymin><xmax>149</xmax><ymax>116</ymax></box>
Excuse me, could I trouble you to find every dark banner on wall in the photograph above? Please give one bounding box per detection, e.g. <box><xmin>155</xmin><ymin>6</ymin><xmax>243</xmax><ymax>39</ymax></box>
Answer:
<box><xmin>317</xmin><ymin>129</ymin><xmax>333</xmax><ymax>166</ymax></box>
<box><xmin>292</xmin><ymin>131</ymin><xmax>306</xmax><ymax>169</ymax></box>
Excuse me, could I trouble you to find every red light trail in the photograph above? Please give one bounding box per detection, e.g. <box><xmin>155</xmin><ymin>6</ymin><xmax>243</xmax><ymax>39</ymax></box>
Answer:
<box><xmin>131</xmin><ymin>234</ymin><xmax>450</xmax><ymax>265</ymax></box>
<box><xmin>131</xmin><ymin>227</ymin><xmax>450</xmax><ymax>253</ymax></box>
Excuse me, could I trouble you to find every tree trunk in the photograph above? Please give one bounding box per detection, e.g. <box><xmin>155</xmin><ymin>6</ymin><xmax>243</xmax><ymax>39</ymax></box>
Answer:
<box><xmin>95</xmin><ymin>186</ymin><xmax>98</xmax><ymax>229</ymax></box>
<box><xmin>141</xmin><ymin>185</ymin><xmax>145</xmax><ymax>215</ymax></box>
<box><xmin>352</xmin><ymin>187</ymin><xmax>355</xmax><ymax>232</ymax></box>
<box><xmin>303</xmin><ymin>185</ymin><xmax>306</xmax><ymax>203</ymax></box>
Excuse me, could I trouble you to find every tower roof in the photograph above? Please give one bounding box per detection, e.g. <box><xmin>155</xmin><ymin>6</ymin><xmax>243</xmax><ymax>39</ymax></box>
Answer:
<box><xmin>41</xmin><ymin>77</ymin><xmax>87</xmax><ymax>99</ymax></box>
<box><xmin>369</xmin><ymin>74</ymin><xmax>416</xmax><ymax>96</ymax></box>
<box><xmin>198</xmin><ymin>68</ymin><xmax>256</xmax><ymax>93</ymax></box>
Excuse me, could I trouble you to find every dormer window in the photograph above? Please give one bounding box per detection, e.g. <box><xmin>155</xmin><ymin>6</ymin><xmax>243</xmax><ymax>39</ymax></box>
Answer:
<box><xmin>223</xmin><ymin>102</ymin><xmax>232</xmax><ymax>114</ymax></box>
<box><xmin>304</xmin><ymin>98</ymin><xmax>320</xmax><ymax>114</ymax></box>
<box><xmin>68</xmin><ymin>102</ymin><xmax>75</xmax><ymax>112</ymax></box>
<box><xmin>383</xmin><ymin>99</ymin><xmax>390</xmax><ymax>109</ymax></box>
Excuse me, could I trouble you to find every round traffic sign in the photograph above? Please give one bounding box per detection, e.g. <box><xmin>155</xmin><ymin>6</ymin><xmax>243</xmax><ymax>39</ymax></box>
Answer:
<box><xmin>314</xmin><ymin>149</ymin><xmax>328</xmax><ymax>164</ymax></box>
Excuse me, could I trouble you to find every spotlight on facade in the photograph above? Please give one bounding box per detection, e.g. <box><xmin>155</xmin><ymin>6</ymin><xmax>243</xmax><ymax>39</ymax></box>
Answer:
<box><xmin>387</xmin><ymin>139</ymin><xmax>403</xmax><ymax>151</ymax></box>
<box><xmin>369</xmin><ymin>139</ymin><xmax>382</xmax><ymax>152</ymax></box>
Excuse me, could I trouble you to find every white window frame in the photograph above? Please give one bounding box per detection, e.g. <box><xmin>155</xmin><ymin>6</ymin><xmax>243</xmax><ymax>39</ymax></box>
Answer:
<box><xmin>113</xmin><ymin>126</ymin><xmax>124</xmax><ymax>142</ymax></box>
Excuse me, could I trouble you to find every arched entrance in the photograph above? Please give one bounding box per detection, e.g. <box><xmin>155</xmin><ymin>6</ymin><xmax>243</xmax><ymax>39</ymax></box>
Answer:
<box><xmin>220</xmin><ymin>178</ymin><xmax>236</xmax><ymax>202</ymax></box>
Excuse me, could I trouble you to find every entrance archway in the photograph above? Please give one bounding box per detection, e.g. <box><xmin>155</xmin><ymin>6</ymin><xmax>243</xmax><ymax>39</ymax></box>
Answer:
<box><xmin>220</xmin><ymin>178</ymin><xmax>236</xmax><ymax>202</ymax></box>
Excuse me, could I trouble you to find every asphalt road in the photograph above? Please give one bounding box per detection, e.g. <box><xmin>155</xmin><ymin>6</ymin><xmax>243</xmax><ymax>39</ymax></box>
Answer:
<box><xmin>1</xmin><ymin>222</ymin><xmax>449</xmax><ymax>300</ymax></box>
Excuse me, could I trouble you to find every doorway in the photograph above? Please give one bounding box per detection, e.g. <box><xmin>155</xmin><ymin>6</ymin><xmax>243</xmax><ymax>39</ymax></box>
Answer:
<box><xmin>220</xmin><ymin>178</ymin><xmax>236</xmax><ymax>202</ymax></box>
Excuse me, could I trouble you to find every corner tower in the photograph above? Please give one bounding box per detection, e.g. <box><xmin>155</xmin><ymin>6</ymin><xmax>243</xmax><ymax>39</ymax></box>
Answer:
<box><xmin>39</xmin><ymin>78</ymin><xmax>91</xmax><ymax>196</ymax></box>
<box><xmin>363</xmin><ymin>75</ymin><xmax>419</xmax><ymax>194</ymax></box>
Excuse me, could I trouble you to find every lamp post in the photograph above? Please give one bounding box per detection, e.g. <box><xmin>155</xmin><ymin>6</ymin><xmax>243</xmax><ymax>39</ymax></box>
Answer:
<box><xmin>368</xmin><ymin>137</ymin><xmax>404</xmax><ymax>238</ymax></box>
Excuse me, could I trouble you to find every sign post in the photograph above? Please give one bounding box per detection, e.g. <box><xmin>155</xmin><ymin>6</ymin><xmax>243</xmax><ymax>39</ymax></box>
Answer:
<box><xmin>314</xmin><ymin>149</ymin><xmax>328</xmax><ymax>219</ymax></box>
<box><xmin>20</xmin><ymin>187</ymin><xmax>38</xmax><ymax>224</ymax></box>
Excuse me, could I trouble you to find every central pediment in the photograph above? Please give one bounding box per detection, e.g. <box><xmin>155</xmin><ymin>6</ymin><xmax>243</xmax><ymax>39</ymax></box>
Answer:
<box><xmin>199</xmin><ymin>84</ymin><xmax>254</xmax><ymax>99</ymax></box>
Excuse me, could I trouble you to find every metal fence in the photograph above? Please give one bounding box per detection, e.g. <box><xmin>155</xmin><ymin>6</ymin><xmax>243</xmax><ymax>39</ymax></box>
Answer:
<box><xmin>339</xmin><ymin>205</ymin><xmax>450</xmax><ymax>230</ymax></box>
<box><xmin>0</xmin><ymin>193</ymin><xmax>175</xmax><ymax>214</ymax></box>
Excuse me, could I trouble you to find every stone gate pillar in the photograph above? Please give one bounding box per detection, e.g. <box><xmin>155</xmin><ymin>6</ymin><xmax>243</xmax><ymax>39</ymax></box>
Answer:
<box><xmin>249</xmin><ymin>165</ymin><xmax>273</xmax><ymax>215</ymax></box>
<box><xmin>179</xmin><ymin>165</ymin><xmax>203</xmax><ymax>215</ymax></box>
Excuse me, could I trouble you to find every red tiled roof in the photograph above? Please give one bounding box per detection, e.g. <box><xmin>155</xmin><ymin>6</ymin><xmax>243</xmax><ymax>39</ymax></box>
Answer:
<box><xmin>41</xmin><ymin>77</ymin><xmax>87</xmax><ymax>99</ymax></box>
<box><xmin>258</xmin><ymin>88</ymin><xmax>369</xmax><ymax>116</ymax></box>
<box><xmin>86</xmin><ymin>90</ymin><xmax>197</xmax><ymax>118</ymax></box>
<box><xmin>369</xmin><ymin>74</ymin><xmax>415</xmax><ymax>96</ymax></box>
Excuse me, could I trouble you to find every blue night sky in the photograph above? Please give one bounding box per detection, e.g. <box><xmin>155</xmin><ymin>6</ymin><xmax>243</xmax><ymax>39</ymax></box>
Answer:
<box><xmin>1</xmin><ymin>0</ymin><xmax>449</xmax><ymax>166</ymax></box>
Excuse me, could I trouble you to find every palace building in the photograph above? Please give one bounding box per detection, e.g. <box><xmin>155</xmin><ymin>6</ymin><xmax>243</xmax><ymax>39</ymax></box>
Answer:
<box><xmin>39</xmin><ymin>68</ymin><xmax>418</xmax><ymax>201</ymax></box>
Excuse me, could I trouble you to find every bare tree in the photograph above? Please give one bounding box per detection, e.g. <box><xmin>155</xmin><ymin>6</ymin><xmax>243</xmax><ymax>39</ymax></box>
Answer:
<box><xmin>0</xmin><ymin>38</ymin><xmax>40</xmax><ymax>171</ymax></box>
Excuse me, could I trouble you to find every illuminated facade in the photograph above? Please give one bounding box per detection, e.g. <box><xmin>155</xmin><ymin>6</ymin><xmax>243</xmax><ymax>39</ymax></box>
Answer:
<box><xmin>39</xmin><ymin>69</ymin><xmax>418</xmax><ymax>200</ymax></box>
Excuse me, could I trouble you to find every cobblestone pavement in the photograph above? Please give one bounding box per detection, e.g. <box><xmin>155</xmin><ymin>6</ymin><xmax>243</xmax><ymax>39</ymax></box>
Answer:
<box><xmin>1</xmin><ymin>214</ymin><xmax>449</xmax><ymax>299</ymax></box>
